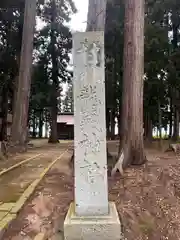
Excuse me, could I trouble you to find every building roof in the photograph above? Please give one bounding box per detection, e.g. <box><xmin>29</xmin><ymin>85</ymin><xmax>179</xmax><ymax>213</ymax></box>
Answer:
<box><xmin>57</xmin><ymin>114</ymin><xmax>74</xmax><ymax>125</ymax></box>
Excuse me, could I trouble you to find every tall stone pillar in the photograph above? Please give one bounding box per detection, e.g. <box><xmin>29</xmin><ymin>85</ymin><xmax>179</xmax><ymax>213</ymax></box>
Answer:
<box><xmin>64</xmin><ymin>31</ymin><xmax>121</xmax><ymax>240</ymax></box>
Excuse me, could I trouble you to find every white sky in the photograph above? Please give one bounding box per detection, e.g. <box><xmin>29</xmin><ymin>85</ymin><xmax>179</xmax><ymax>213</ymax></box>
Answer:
<box><xmin>37</xmin><ymin>0</ymin><xmax>88</xmax><ymax>32</ymax></box>
<box><xmin>70</xmin><ymin>0</ymin><xmax>88</xmax><ymax>31</ymax></box>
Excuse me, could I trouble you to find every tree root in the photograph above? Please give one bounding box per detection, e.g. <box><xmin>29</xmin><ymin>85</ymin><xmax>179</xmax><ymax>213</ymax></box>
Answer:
<box><xmin>111</xmin><ymin>150</ymin><xmax>124</xmax><ymax>177</ymax></box>
<box><xmin>165</xmin><ymin>143</ymin><xmax>180</xmax><ymax>153</ymax></box>
<box><xmin>0</xmin><ymin>141</ymin><xmax>9</xmax><ymax>160</ymax></box>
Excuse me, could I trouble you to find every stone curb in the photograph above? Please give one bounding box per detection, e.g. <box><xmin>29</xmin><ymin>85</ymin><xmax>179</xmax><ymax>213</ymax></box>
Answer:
<box><xmin>0</xmin><ymin>153</ymin><xmax>42</xmax><ymax>177</ymax></box>
<box><xmin>0</xmin><ymin>213</ymin><xmax>16</xmax><ymax>239</ymax></box>
<box><xmin>11</xmin><ymin>149</ymin><xmax>68</xmax><ymax>214</ymax></box>
<box><xmin>0</xmin><ymin>149</ymin><xmax>69</xmax><ymax>239</ymax></box>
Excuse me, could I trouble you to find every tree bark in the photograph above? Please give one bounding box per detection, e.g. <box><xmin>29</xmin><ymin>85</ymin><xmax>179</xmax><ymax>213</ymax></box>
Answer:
<box><xmin>144</xmin><ymin>111</ymin><xmax>152</xmax><ymax>142</ymax></box>
<box><xmin>0</xmin><ymin>19</ymin><xmax>13</xmax><ymax>142</ymax></box>
<box><xmin>158</xmin><ymin>100</ymin><xmax>162</xmax><ymax>139</ymax></box>
<box><xmin>106</xmin><ymin>108</ymin><xmax>111</xmax><ymax>139</ymax></box>
<box><xmin>10</xmin><ymin>0</ymin><xmax>36</xmax><ymax>151</ymax></box>
<box><xmin>110</xmin><ymin>109</ymin><xmax>115</xmax><ymax>140</ymax></box>
<box><xmin>32</xmin><ymin>111</ymin><xmax>36</xmax><ymax>138</ymax></box>
<box><xmin>125</xmin><ymin>0</ymin><xmax>146</xmax><ymax>165</ymax></box>
<box><xmin>113</xmin><ymin>0</ymin><xmax>146</xmax><ymax>174</ymax></box>
<box><xmin>172</xmin><ymin>12</ymin><xmax>179</xmax><ymax>142</ymax></box>
<box><xmin>87</xmin><ymin>0</ymin><xmax>107</xmax><ymax>31</ymax></box>
<box><xmin>173</xmin><ymin>103</ymin><xmax>179</xmax><ymax>141</ymax></box>
<box><xmin>0</xmin><ymin>85</ymin><xmax>8</xmax><ymax>141</ymax></box>
<box><xmin>158</xmin><ymin>100</ymin><xmax>163</xmax><ymax>149</ymax></box>
<box><xmin>48</xmin><ymin>0</ymin><xmax>59</xmax><ymax>143</ymax></box>
<box><xmin>38</xmin><ymin>110</ymin><xmax>43</xmax><ymax>138</ymax></box>
<box><xmin>45</xmin><ymin>110</ymin><xmax>49</xmax><ymax>138</ymax></box>
<box><xmin>169</xmin><ymin>94</ymin><xmax>173</xmax><ymax>138</ymax></box>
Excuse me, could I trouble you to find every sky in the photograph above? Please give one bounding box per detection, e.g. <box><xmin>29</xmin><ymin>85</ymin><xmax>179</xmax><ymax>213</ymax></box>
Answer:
<box><xmin>70</xmin><ymin>0</ymin><xmax>88</xmax><ymax>32</ymax></box>
<box><xmin>37</xmin><ymin>0</ymin><xmax>88</xmax><ymax>32</ymax></box>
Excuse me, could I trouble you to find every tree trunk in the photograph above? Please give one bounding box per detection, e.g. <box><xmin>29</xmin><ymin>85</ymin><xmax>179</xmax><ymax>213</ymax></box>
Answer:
<box><xmin>112</xmin><ymin>0</ymin><xmax>146</xmax><ymax>175</ymax></box>
<box><xmin>38</xmin><ymin>110</ymin><xmax>43</xmax><ymax>138</ymax></box>
<box><xmin>86</xmin><ymin>0</ymin><xmax>107</xmax><ymax>31</ymax></box>
<box><xmin>126</xmin><ymin>0</ymin><xmax>146</xmax><ymax>165</ymax></box>
<box><xmin>144</xmin><ymin>112</ymin><xmax>152</xmax><ymax>142</ymax></box>
<box><xmin>45</xmin><ymin>121</ymin><xmax>48</xmax><ymax>138</ymax></box>
<box><xmin>110</xmin><ymin>109</ymin><xmax>115</xmax><ymax>140</ymax></box>
<box><xmin>158</xmin><ymin>101</ymin><xmax>162</xmax><ymax>139</ymax></box>
<box><xmin>173</xmin><ymin>104</ymin><xmax>179</xmax><ymax>142</ymax></box>
<box><xmin>0</xmin><ymin>85</ymin><xmax>8</xmax><ymax>141</ymax></box>
<box><xmin>169</xmin><ymin>95</ymin><xmax>173</xmax><ymax>138</ymax></box>
<box><xmin>45</xmin><ymin>110</ymin><xmax>49</xmax><ymax>138</ymax></box>
<box><xmin>172</xmin><ymin>12</ymin><xmax>179</xmax><ymax>142</ymax></box>
<box><xmin>48</xmin><ymin>0</ymin><xmax>59</xmax><ymax>143</ymax></box>
<box><xmin>10</xmin><ymin>0</ymin><xmax>36</xmax><ymax>151</ymax></box>
<box><xmin>32</xmin><ymin>111</ymin><xmax>36</xmax><ymax>138</ymax></box>
<box><xmin>172</xmin><ymin>89</ymin><xmax>179</xmax><ymax>142</ymax></box>
<box><xmin>158</xmin><ymin>100</ymin><xmax>163</xmax><ymax>149</ymax></box>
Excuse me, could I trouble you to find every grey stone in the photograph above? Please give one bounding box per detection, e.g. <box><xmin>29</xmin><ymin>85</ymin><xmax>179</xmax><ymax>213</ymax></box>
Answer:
<box><xmin>64</xmin><ymin>202</ymin><xmax>121</xmax><ymax>240</ymax></box>
<box><xmin>73</xmin><ymin>31</ymin><xmax>108</xmax><ymax>216</ymax></box>
<box><xmin>63</xmin><ymin>31</ymin><xmax>121</xmax><ymax>240</ymax></box>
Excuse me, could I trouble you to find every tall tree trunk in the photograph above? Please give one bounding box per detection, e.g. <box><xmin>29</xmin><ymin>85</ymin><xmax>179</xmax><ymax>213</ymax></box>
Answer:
<box><xmin>173</xmin><ymin>103</ymin><xmax>179</xmax><ymax>141</ymax></box>
<box><xmin>112</xmin><ymin>0</ymin><xmax>146</xmax><ymax>175</ymax></box>
<box><xmin>158</xmin><ymin>101</ymin><xmax>162</xmax><ymax>139</ymax></box>
<box><xmin>87</xmin><ymin>0</ymin><xmax>107</xmax><ymax>31</ymax></box>
<box><xmin>1</xmin><ymin>19</ymin><xmax>13</xmax><ymax>142</ymax></box>
<box><xmin>49</xmin><ymin>92</ymin><xmax>59</xmax><ymax>143</ymax></box>
<box><xmin>110</xmin><ymin>109</ymin><xmax>115</xmax><ymax>140</ymax></box>
<box><xmin>32</xmin><ymin>111</ymin><xmax>36</xmax><ymax>138</ymax></box>
<box><xmin>45</xmin><ymin>110</ymin><xmax>49</xmax><ymax>138</ymax></box>
<box><xmin>147</xmin><ymin>119</ymin><xmax>153</xmax><ymax>142</ymax></box>
<box><xmin>144</xmin><ymin>111</ymin><xmax>152</xmax><ymax>142</ymax></box>
<box><xmin>48</xmin><ymin>0</ymin><xmax>59</xmax><ymax>143</ymax></box>
<box><xmin>122</xmin><ymin>0</ymin><xmax>146</xmax><ymax>166</ymax></box>
<box><xmin>39</xmin><ymin>110</ymin><xmax>43</xmax><ymax>138</ymax></box>
<box><xmin>0</xmin><ymin>85</ymin><xmax>8</xmax><ymax>141</ymax></box>
<box><xmin>11</xmin><ymin>0</ymin><xmax>36</xmax><ymax>150</ymax></box>
<box><xmin>172</xmin><ymin>12</ymin><xmax>179</xmax><ymax>142</ymax></box>
<box><xmin>45</xmin><ymin>121</ymin><xmax>48</xmax><ymax>138</ymax></box>
<box><xmin>158</xmin><ymin>100</ymin><xmax>163</xmax><ymax>149</ymax></box>
<box><xmin>111</xmin><ymin>42</ymin><xmax>118</xmax><ymax>141</ymax></box>
<box><xmin>169</xmin><ymin>95</ymin><xmax>173</xmax><ymax>138</ymax></box>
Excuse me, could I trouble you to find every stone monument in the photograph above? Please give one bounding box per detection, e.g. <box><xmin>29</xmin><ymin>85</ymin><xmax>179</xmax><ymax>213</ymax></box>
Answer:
<box><xmin>64</xmin><ymin>31</ymin><xmax>121</xmax><ymax>240</ymax></box>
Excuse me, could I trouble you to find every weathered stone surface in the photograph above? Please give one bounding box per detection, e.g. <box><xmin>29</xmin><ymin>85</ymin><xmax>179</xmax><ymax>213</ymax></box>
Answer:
<box><xmin>73</xmin><ymin>31</ymin><xmax>108</xmax><ymax>216</ymax></box>
<box><xmin>63</xmin><ymin>31</ymin><xmax>121</xmax><ymax>240</ymax></box>
<box><xmin>64</xmin><ymin>202</ymin><xmax>121</xmax><ymax>240</ymax></box>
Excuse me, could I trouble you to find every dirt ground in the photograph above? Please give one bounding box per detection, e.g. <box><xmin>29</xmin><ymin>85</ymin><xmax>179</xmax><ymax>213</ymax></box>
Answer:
<box><xmin>2</xmin><ymin>141</ymin><xmax>180</xmax><ymax>240</ymax></box>
<box><xmin>0</xmin><ymin>139</ymin><xmax>73</xmax><ymax>172</ymax></box>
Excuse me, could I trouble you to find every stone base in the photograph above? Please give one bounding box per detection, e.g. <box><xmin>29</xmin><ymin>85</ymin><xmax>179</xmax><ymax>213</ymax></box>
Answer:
<box><xmin>64</xmin><ymin>202</ymin><xmax>121</xmax><ymax>240</ymax></box>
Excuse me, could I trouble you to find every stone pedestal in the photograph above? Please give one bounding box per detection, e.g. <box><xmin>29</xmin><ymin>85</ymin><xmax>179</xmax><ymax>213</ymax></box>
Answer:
<box><xmin>63</xmin><ymin>31</ymin><xmax>121</xmax><ymax>240</ymax></box>
<box><xmin>64</xmin><ymin>202</ymin><xmax>121</xmax><ymax>240</ymax></box>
